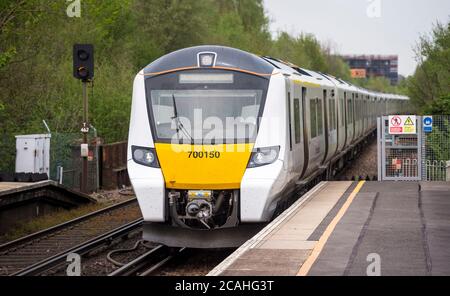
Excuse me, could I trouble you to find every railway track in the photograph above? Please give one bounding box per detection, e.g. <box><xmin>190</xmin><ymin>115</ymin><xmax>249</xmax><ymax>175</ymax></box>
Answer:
<box><xmin>0</xmin><ymin>138</ymin><xmax>375</xmax><ymax>277</ymax></box>
<box><xmin>0</xmin><ymin>198</ymin><xmax>141</xmax><ymax>276</ymax></box>
<box><xmin>108</xmin><ymin>245</ymin><xmax>184</xmax><ymax>276</ymax></box>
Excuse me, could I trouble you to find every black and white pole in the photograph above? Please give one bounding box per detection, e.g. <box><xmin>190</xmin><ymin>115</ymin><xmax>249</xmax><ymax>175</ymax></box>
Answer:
<box><xmin>73</xmin><ymin>44</ymin><xmax>94</xmax><ymax>193</ymax></box>
<box><xmin>80</xmin><ymin>81</ymin><xmax>89</xmax><ymax>193</ymax></box>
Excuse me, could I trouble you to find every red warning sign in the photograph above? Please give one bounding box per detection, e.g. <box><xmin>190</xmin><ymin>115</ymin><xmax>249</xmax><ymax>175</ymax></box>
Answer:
<box><xmin>388</xmin><ymin>115</ymin><xmax>416</xmax><ymax>134</ymax></box>
<box><xmin>391</xmin><ymin>116</ymin><xmax>402</xmax><ymax>126</ymax></box>
<box><xmin>390</xmin><ymin>127</ymin><xmax>403</xmax><ymax>133</ymax></box>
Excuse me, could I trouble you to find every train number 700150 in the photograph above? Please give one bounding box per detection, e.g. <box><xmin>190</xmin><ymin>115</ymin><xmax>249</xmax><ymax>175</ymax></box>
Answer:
<box><xmin>188</xmin><ymin>151</ymin><xmax>221</xmax><ymax>159</ymax></box>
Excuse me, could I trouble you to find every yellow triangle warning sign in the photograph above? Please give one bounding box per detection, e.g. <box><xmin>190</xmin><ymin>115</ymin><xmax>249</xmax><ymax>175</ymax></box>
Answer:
<box><xmin>404</xmin><ymin>116</ymin><xmax>414</xmax><ymax>126</ymax></box>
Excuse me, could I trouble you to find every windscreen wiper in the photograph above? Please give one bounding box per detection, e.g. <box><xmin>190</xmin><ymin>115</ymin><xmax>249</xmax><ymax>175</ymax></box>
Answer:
<box><xmin>171</xmin><ymin>94</ymin><xmax>193</xmax><ymax>143</ymax></box>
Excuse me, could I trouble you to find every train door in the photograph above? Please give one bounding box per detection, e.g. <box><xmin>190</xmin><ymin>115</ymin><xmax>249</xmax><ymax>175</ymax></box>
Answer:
<box><xmin>335</xmin><ymin>89</ymin><xmax>341</xmax><ymax>154</ymax></box>
<box><xmin>363</xmin><ymin>97</ymin><xmax>367</xmax><ymax>133</ymax></box>
<box><xmin>304</xmin><ymin>87</ymin><xmax>325</xmax><ymax>177</ymax></box>
<box><xmin>292</xmin><ymin>83</ymin><xmax>305</xmax><ymax>177</ymax></box>
<box><xmin>326</xmin><ymin>89</ymin><xmax>338</xmax><ymax>161</ymax></box>
<box><xmin>322</xmin><ymin>89</ymin><xmax>329</xmax><ymax>164</ymax></box>
<box><xmin>344</xmin><ymin>92</ymin><xmax>352</xmax><ymax>147</ymax></box>
<box><xmin>285</xmin><ymin>78</ymin><xmax>294</xmax><ymax>173</ymax></box>
<box><xmin>347</xmin><ymin>93</ymin><xmax>355</xmax><ymax>144</ymax></box>
<box><xmin>338</xmin><ymin>90</ymin><xmax>347</xmax><ymax>151</ymax></box>
<box><xmin>285</xmin><ymin>78</ymin><xmax>305</xmax><ymax>179</ymax></box>
<box><xmin>365</xmin><ymin>96</ymin><xmax>369</xmax><ymax>132</ymax></box>
<box><xmin>355</xmin><ymin>94</ymin><xmax>361</xmax><ymax>139</ymax></box>
<box><xmin>300</xmin><ymin>87</ymin><xmax>309</xmax><ymax>179</ymax></box>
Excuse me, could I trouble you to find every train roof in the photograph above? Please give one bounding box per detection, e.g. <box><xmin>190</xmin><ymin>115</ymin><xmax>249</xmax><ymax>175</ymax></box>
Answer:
<box><xmin>142</xmin><ymin>45</ymin><xmax>408</xmax><ymax>101</ymax></box>
<box><xmin>143</xmin><ymin>45</ymin><xmax>275</xmax><ymax>76</ymax></box>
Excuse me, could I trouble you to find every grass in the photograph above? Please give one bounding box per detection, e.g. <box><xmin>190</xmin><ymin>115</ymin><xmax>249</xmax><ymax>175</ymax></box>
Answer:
<box><xmin>0</xmin><ymin>202</ymin><xmax>114</xmax><ymax>244</ymax></box>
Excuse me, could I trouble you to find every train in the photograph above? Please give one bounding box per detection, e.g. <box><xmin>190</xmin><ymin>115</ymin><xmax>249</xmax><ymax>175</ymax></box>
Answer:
<box><xmin>127</xmin><ymin>45</ymin><xmax>409</xmax><ymax>248</ymax></box>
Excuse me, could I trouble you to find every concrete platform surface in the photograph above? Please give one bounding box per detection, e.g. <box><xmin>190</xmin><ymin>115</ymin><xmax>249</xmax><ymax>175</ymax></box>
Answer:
<box><xmin>208</xmin><ymin>181</ymin><xmax>450</xmax><ymax>276</ymax></box>
<box><xmin>0</xmin><ymin>181</ymin><xmax>95</xmax><ymax>233</ymax></box>
<box><xmin>0</xmin><ymin>182</ymin><xmax>36</xmax><ymax>193</ymax></box>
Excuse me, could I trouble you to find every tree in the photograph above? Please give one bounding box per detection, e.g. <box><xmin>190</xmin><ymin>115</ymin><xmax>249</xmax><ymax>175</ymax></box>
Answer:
<box><xmin>407</xmin><ymin>20</ymin><xmax>450</xmax><ymax>114</ymax></box>
<box><xmin>0</xmin><ymin>0</ymin><xmax>368</xmax><ymax>171</ymax></box>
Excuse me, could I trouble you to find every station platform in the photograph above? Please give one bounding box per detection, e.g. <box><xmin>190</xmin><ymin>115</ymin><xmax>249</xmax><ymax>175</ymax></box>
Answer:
<box><xmin>208</xmin><ymin>181</ymin><xmax>450</xmax><ymax>276</ymax></box>
<box><xmin>0</xmin><ymin>181</ymin><xmax>95</xmax><ymax>233</ymax></box>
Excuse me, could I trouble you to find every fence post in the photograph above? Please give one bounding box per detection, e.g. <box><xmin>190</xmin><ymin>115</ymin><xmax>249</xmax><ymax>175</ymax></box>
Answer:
<box><xmin>420</xmin><ymin>116</ymin><xmax>426</xmax><ymax>181</ymax></box>
<box><xmin>377</xmin><ymin>117</ymin><xmax>382</xmax><ymax>181</ymax></box>
<box><xmin>446</xmin><ymin>161</ymin><xmax>450</xmax><ymax>182</ymax></box>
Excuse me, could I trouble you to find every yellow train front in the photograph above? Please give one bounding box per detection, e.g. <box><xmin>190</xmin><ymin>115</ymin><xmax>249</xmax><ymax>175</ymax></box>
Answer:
<box><xmin>127</xmin><ymin>46</ymin><xmax>284</xmax><ymax>248</ymax></box>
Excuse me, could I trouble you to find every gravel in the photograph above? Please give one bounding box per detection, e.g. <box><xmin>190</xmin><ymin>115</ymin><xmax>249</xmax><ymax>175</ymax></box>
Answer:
<box><xmin>90</xmin><ymin>187</ymin><xmax>135</xmax><ymax>204</ymax></box>
<box><xmin>155</xmin><ymin>248</ymin><xmax>235</xmax><ymax>276</ymax></box>
<box><xmin>340</xmin><ymin>137</ymin><xmax>378</xmax><ymax>180</ymax></box>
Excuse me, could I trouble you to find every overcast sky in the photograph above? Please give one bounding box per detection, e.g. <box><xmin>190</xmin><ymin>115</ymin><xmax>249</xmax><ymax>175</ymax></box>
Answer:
<box><xmin>263</xmin><ymin>0</ymin><xmax>450</xmax><ymax>76</ymax></box>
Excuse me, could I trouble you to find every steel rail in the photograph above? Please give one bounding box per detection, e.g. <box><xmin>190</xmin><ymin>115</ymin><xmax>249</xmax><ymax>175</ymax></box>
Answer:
<box><xmin>0</xmin><ymin>198</ymin><xmax>137</xmax><ymax>253</ymax></box>
<box><xmin>12</xmin><ymin>218</ymin><xmax>143</xmax><ymax>276</ymax></box>
<box><xmin>108</xmin><ymin>245</ymin><xmax>166</xmax><ymax>276</ymax></box>
<box><xmin>138</xmin><ymin>247</ymin><xmax>186</xmax><ymax>276</ymax></box>
<box><xmin>108</xmin><ymin>246</ymin><xmax>185</xmax><ymax>276</ymax></box>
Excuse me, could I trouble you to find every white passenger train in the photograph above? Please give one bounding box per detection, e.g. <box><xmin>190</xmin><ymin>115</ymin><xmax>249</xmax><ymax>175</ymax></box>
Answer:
<box><xmin>127</xmin><ymin>46</ymin><xmax>409</xmax><ymax>248</ymax></box>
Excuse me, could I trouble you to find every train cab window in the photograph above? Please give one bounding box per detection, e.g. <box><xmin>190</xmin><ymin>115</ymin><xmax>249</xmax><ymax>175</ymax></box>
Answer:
<box><xmin>294</xmin><ymin>98</ymin><xmax>301</xmax><ymax>143</ymax></box>
<box><xmin>150</xmin><ymin>89</ymin><xmax>262</xmax><ymax>142</ymax></box>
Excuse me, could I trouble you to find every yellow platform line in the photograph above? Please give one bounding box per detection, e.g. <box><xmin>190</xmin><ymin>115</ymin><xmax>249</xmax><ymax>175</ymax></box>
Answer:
<box><xmin>297</xmin><ymin>180</ymin><xmax>365</xmax><ymax>276</ymax></box>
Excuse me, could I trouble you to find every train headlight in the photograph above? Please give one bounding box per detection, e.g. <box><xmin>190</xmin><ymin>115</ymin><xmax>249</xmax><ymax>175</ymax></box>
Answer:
<box><xmin>132</xmin><ymin>146</ymin><xmax>159</xmax><ymax>168</ymax></box>
<box><xmin>198</xmin><ymin>52</ymin><xmax>216</xmax><ymax>67</ymax></box>
<box><xmin>247</xmin><ymin>146</ymin><xmax>280</xmax><ymax>168</ymax></box>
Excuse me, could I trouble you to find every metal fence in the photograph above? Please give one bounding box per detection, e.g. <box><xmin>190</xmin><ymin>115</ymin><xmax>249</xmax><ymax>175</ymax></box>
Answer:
<box><xmin>51</xmin><ymin>131</ymin><xmax>100</xmax><ymax>192</ymax></box>
<box><xmin>99</xmin><ymin>141</ymin><xmax>129</xmax><ymax>190</ymax></box>
<box><xmin>53</xmin><ymin>137</ymin><xmax>129</xmax><ymax>192</ymax></box>
<box><xmin>378</xmin><ymin>115</ymin><xmax>450</xmax><ymax>181</ymax></box>
<box><xmin>422</xmin><ymin>115</ymin><xmax>450</xmax><ymax>181</ymax></box>
<box><xmin>425</xmin><ymin>160</ymin><xmax>448</xmax><ymax>181</ymax></box>
<box><xmin>1</xmin><ymin>128</ymin><xmax>129</xmax><ymax>192</ymax></box>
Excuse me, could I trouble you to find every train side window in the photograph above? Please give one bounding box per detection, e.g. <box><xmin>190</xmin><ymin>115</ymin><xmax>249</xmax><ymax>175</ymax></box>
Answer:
<box><xmin>361</xmin><ymin>99</ymin><xmax>363</xmax><ymax>120</ymax></box>
<box><xmin>328</xmin><ymin>98</ymin><xmax>332</xmax><ymax>130</ymax></box>
<box><xmin>333</xmin><ymin>99</ymin><xmax>337</xmax><ymax>129</ymax></box>
<box><xmin>365</xmin><ymin>100</ymin><xmax>367</xmax><ymax>120</ymax></box>
<box><xmin>317</xmin><ymin>98</ymin><xmax>323</xmax><ymax>136</ymax></box>
<box><xmin>328</xmin><ymin>99</ymin><xmax>332</xmax><ymax>131</ymax></box>
<box><xmin>357</xmin><ymin>100</ymin><xmax>360</xmax><ymax>121</ymax></box>
<box><xmin>340</xmin><ymin>97</ymin><xmax>344</xmax><ymax>126</ymax></box>
<box><xmin>310</xmin><ymin>98</ymin><xmax>317</xmax><ymax>138</ymax></box>
<box><xmin>329</xmin><ymin>98</ymin><xmax>336</xmax><ymax>130</ymax></box>
<box><xmin>359</xmin><ymin>100</ymin><xmax>362</xmax><ymax>121</ymax></box>
<box><xmin>294</xmin><ymin>98</ymin><xmax>301</xmax><ymax>143</ymax></box>
<box><xmin>347</xmin><ymin>98</ymin><xmax>352</xmax><ymax>124</ymax></box>
<box><xmin>334</xmin><ymin>99</ymin><xmax>337</xmax><ymax>129</ymax></box>
<box><xmin>359</xmin><ymin>96</ymin><xmax>362</xmax><ymax>121</ymax></box>
<box><xmin>288</xmin><ymin>92</ymin><xmax>292</xmax><ymax>151</ymax></box>
<box><xmin>356</xmin><ymin>98</ymin><xmax>359</xmax><ymax>121</ymax></box>
<box><xmin>335</xmin><ymin>99</ymin><xmax>338</xmax><ymax>129</ymax></box>
<box><xmin>351</xmin><ymin>94</ymin><xmax>355</xmax><ymax>123</ymax></box>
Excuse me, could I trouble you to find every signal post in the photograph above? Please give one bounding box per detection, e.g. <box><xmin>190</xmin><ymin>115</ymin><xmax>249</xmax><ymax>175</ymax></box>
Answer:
<box><xmin>73</xmin><ymin>44</ymin><xmax>94</xmax><ymax>193</ymax></box>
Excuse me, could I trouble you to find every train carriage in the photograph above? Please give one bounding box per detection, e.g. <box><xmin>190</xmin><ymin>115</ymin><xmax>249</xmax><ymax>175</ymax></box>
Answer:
<box><xmin>127</xmin><ymin>45</ymin><xmax>409</xmax><ymax>248</ymax></box>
